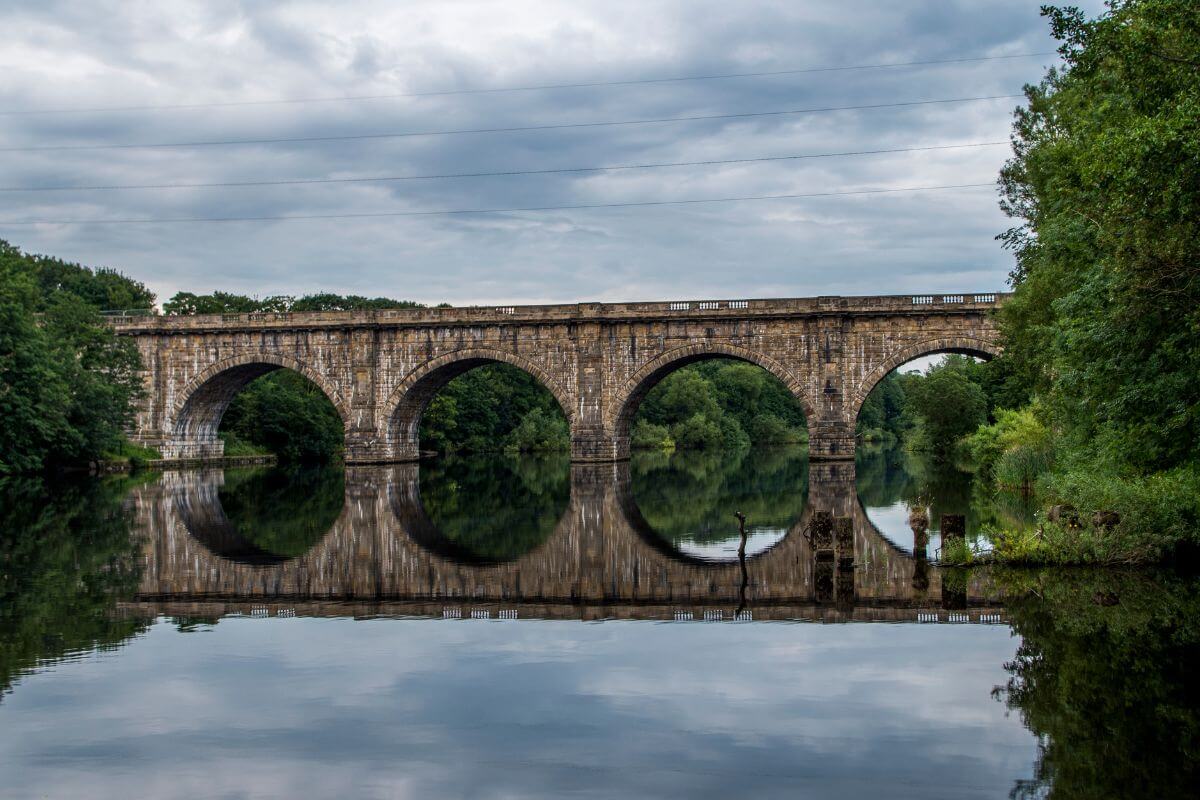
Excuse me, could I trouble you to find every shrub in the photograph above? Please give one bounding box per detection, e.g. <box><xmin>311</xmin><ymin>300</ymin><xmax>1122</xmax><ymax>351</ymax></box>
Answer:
<box><xmin>993</xmin><ymin>445</ymin><xmax>1055</xmax><ymax>493</ymax></box>
<box><xmin>748</xmin><ymin>413</ymin><xmax>804</xmax><ymax>444</ymax></box>
<box><xmin>671</xmin><ymin>413</ymin><xmax>723</xmax><ymax>450</ymax></box>
<box><xmin>504</xmin><ymin>408</ymin><xmax>569</xmax><ymax>453</ymax></box>
<box><xmin>631</xmin><ymin>420</ymin><xmax>673</xmax><ymax>451</ymax></box>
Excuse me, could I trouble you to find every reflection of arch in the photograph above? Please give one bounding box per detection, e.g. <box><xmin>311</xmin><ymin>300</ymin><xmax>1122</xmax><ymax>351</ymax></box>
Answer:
<box><xmin>385</xmin><ymin>460</ymin><xmax>571</xmax><ymax>567</ymax></box>
<box><xmin>610</xmin><ymin>457</ymin><xmax>815</xmax><ymax>567</ymax></box>
<box><xmin>169</xmin><ymin>353</ymin><xmax>349</xmax><ymax>443</ymax></box>
<box><xmin>172</xmin><ymin>472</ymin><xmax>345</xmax><ymax>567</ymax></box>
<box><xmin>607</xmin><ymin>343</ymin><xmax>813</xmax><ymax>439</ymax></box>
<box><xmin>382</xmin><ymin>348</ymin><xmax>575</xmax><ymax>446</ymax></box>
<box><xmin>850</xmin><ymin>336</ymin><xmax>1001</xmax><ymax>422</ymax></box>
<box><xmin>388</xmin><ymin>480</ymin><xmax>508</xmax><ymax>565</ymax></box>
<box><xmin>616</xmin><ymin>481</ymin><xmax>809</xmax><ymax>567</ymax></box>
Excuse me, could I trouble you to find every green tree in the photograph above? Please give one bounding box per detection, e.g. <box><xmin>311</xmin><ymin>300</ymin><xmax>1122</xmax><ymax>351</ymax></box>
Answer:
<box><xmin>0</xmin><ymin>246</ymin><xmax>145</xmax><ymax>474</ymax></box>
<box><xmin>905</xmin><ymin>368</ymin><xmax>988</xmax><ymax>455</ymax></box>
<box><xmin>419</xmin><ymin>364</ymin><xmax>569</xmax><ymax>453</ymax></box>
<box><xmin>1</xmin><ymin>240</ymin><xmax>153</xmax><ymax>312</ymax></box>
<box><xmin>633</xmin><ymin>359</ymin><xmax>807</xmax><ymax>451</ymax></box>
<box><xmin>997</xmin><ymin>0</ymin><xmax>1200</xmax><ymax>470</ymax></box>
<box><xmin>220</xmin><ymin>371</ymin><xmax>344</xmax><ymax>462</ymax></box>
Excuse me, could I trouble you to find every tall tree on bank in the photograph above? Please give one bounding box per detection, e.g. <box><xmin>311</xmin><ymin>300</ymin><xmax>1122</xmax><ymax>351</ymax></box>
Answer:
<box><xmin>0</xmin><ymin>241</ymin><xmax>147</xmax><ymax>475</ymax></box>
<box><xmin>998</xmin><ymin>1</ymin><xmax>1200</xmax><ymax>471</ymax></box>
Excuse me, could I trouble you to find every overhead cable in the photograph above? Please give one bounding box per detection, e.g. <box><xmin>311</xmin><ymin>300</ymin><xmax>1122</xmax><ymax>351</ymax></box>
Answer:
<box><xmin>0</xmin><ymin>52</ymin><xmax>1053</xmax><ymax>116</ymax></box>
<box><xmin>0</xmin><ymin>141</ymin><xmax>1008</xmax><ymax>192</ymax></box>
<box><xmin>0</xmin><ymin>95</ymin><xmax>1021</xmax><ymax>153</ymax></box>
<box><xmin>0</xmin><ymin>182</ymin><xmax>995</xmax><ymax>225</ymax></box>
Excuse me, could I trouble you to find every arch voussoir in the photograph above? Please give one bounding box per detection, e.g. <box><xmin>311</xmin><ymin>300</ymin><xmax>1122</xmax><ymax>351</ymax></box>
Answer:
<box><xmin>849</xmin><ymin>335</ymin><xmax>1002</xmax><ymax>422</ymax></box>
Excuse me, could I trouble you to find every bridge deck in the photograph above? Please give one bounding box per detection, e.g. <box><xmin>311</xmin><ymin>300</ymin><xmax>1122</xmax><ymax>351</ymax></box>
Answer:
<box><xmin>109</xmin><ymin>292</ymin><xmax>1007</xmax><ymax>331</ymax></box>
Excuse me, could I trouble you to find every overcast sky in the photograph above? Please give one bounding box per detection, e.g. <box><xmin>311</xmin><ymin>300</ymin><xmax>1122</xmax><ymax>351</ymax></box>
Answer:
<box><xmin>0</xmin><ymin>1</ymin><xmax>1104</xmax><ymax>307</ymax></box>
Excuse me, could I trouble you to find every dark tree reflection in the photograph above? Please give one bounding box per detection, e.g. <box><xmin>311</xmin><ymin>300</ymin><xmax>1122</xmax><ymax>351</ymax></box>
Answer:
<box><xmin>997</xmin><ymin>569</ymin><xmax>1200</xmax><ymax>799</ymax></box>
<box><xmin>217</xmin><ymin>466</ymin><xmax>345</xmax><ymax>559</ymax></box>
<box><xmin>419</xmin><ymin>454</ymin><xmax>570</xmax><ymax>561</ymax></box>
<box><xmin>0</xmin><ymin>477</ymin><xmax>147</xmax><ymax>701</ymax></box>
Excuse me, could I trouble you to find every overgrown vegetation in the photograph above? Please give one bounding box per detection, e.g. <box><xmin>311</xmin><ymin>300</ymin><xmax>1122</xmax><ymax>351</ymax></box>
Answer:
<box><xmin>220</xmin><ymin>370</ymin><xmax>344</xmax><ymax>463</ymax></box>
<box><xmin>419</xmin><ymin>364</ymin><xmax>569</xmax><ymax>454</ymax></box>
<box><xmin>1</xmin><ymin>240</ymin><xmax>149</xmax><ymax>475</ymax></box>
<box><xmin>981</xmin><ymin>0</ymin><xmax>1200</xmax><ymax>564</ymax></box>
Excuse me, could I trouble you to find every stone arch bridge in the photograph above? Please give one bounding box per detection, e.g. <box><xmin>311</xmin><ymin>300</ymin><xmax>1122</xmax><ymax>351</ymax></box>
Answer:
<box><xmin>113</xmin><ymin>293</ymin><xmax>1005</xmax><ymax>462</ymax></box>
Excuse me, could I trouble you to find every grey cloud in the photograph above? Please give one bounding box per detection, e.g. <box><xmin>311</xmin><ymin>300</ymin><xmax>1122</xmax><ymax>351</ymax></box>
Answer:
<box><xmin>0</xmin><ymin>0</ymin><xmax>1107</xmax><ymax>305</ymax></box>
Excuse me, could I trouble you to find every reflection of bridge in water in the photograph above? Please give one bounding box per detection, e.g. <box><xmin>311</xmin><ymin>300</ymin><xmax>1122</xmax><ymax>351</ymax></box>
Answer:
<box><xmin>128</xmin><ymin>464</ymin><xmax>1003</xmax><ymax>623</ymax></box>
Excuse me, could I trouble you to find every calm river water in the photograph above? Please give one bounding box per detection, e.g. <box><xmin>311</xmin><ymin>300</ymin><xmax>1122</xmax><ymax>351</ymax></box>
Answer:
<box><xmin>1</xmin><ymin>447</ymin><xmax>1195</xmax><ymax>799</ymax></box>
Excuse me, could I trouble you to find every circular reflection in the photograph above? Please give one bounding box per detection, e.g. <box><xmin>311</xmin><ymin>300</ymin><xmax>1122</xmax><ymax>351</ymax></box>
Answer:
<box><xmin>855</xmin><ymin>445</ymin><xmax>1035</xmax><ymax>553</ymax></box>
<box><xmin>417</xmin><ymin>454</ymin><xmax>570</xmax><ymax>563</ymax></box>
<box><xmin>203</xmin><ymin>465</ymin><xmax>345</xmax><ymax>563</ymax></box>
<box><xmin>630</xmin><ymin>446</ymin><xmax>807</xmax><ymax>562</ymax></box>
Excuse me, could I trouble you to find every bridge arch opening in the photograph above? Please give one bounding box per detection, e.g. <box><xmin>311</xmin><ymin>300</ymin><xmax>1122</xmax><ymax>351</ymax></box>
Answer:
<box><xmin>851</xmin><ymin>338</ymin><xmax>1000</xmax><ymax>449</ymax></box>
<box><xmin>169</xmin><ymin>356</ymin><xmax>348</xmax><ymax>462</ymax></box>
<box><xmin>610</xmin><ymin>346</ymin><xmax>812</xmax><ymax>460</ymax></box>
<box><xmin>852</xmin><ymin>338</ymin><xmax>1002</xmax><ymax>556</ymax></box>
<box><xmin>385</xmin><ymin>351</ymin><xmax>573</xmax><ymax>460</ymax></box>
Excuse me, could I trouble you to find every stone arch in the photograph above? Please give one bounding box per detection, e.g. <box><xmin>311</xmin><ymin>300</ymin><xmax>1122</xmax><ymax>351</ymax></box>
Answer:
<box><xmin>606</xmin><ymin>342</ymin><xmax>814</xmax><ymax>456</ymax></box>
<box><xmin>381</xmin><ymin>348</ymin><xmax>575</xmax><ymax>459</ymax></box>
<box><xmin>849</xmin><ymin>335</ymin><xmax>1001</xmax><ymax>424</ymax></box>
<box><xmin>166</xmin><ymin>353</ymin><xmax>350</xmax><ymax>459</ymax></box>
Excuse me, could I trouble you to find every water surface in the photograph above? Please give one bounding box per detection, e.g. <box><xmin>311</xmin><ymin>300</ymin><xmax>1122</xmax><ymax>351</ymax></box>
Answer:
<box><xmin>0</xmin><ymin>448</ymin><xmax>1194</xmax><ymax>799</ymax></box>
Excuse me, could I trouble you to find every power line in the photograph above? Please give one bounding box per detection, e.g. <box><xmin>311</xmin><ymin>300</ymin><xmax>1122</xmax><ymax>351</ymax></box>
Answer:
<box><xmin>0</xmin><ymin>141</ymin><xmax>1008</xmax><ymax>192</ymax></box>
<box><xmin>0</xmin><ymin>52</ymin><xmax>1054</xmax><ymax>116</ymax></box>
<box><xmin>0</xmin><ymin>94</ymin><xmax>1022</xmax><ymax>153</ymax></box>
<box><xmin>0</xmin><ymin>182</ymin><xmax>995</xmax><ymax>225</ymax></box>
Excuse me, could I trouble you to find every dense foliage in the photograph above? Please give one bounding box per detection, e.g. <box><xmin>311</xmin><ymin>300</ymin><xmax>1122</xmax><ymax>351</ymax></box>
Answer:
<box><xmin>420</xmin><ymin>364</ymin><xmax>569</xmax><ymax>454</ymax></box>
<box><xmin>946</xmin><ymin>1</ymin><xmax>1200</xmax><ymax>563</ymax></box>
<box><xmin>997</xmin><ymin>0</ymin><xmax>1200</xmax><ymax>472</ymax></box>
<box><xmin>0</xmin><ymin>240</ymin><xmax>148</xmax><ymax>474</ymax></box>
<box><xmin>856</xmin><ymin>2</ymin><xmax>1200</xmax><ymax>564</ymax></box>
<box><xmin>220</xmin><ymin>371</ymin><xmax>345</xmax><ymax>462</ymax></box>
<box><xmin>632</xmin><ymin>359</ymin><xmax>808</xmax><ymax>451</ymax></box>
<box><xmin>855</xmin><ymin>355</ymin><xmax>1000</xmax><ymax>455</ymax></box>
<box><xmin>997</xmin><ymin>569</ymin><xmax>1200</xmax><ymax>799</ymax></box>
<box><xmin>0</xmin><ymin>477</ymin><xmax>148</xmax><ymax>700</ymax></box>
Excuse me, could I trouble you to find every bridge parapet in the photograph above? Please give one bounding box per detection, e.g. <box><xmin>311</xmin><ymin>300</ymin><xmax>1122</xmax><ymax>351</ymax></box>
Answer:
<box><xmin>109</xmin><ymin>292</ymin><xmax>1008</xmax><ymax>333</ymax></box>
